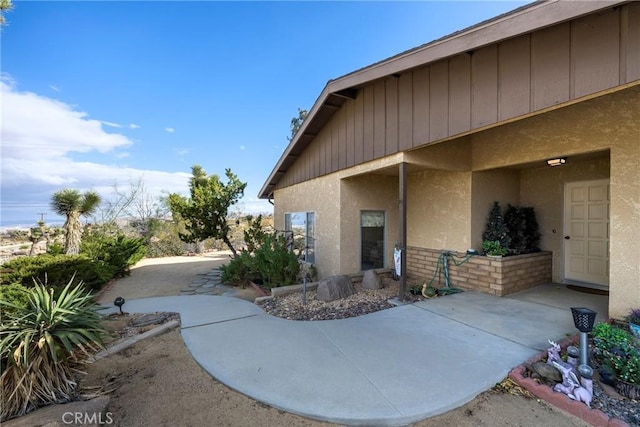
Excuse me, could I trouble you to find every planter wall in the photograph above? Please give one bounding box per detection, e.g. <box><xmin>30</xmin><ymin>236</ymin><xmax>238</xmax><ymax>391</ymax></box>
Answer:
<box><xmin>406</xmin><ymin>247</ymin><xmax>552</xmax><ymax>296</ymax></box>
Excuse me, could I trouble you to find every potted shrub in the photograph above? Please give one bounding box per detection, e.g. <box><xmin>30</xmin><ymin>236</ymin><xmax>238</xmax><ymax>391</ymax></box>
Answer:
<box><xmin>627</xmin><ymin>308</ymin><xmax>640</xmax><ymax>339</ymax></box>
<box><xmin>482</xmin><ymin>240</ymin><xmax>508</xmax><ymax>257</ymax></box>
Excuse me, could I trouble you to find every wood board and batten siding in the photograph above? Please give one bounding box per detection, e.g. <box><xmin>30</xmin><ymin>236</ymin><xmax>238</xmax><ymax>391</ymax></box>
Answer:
<box><xmin>275</xmin><ymin>4</ymin><xmax>640</xmax><ymax>191</ymax></box>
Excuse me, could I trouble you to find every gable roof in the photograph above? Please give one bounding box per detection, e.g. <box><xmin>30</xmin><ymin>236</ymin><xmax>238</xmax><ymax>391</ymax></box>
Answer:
<box><xmin>259</xmin><ymin>0</ymin><xmax>627</xmax><ymax>200</ymax></box>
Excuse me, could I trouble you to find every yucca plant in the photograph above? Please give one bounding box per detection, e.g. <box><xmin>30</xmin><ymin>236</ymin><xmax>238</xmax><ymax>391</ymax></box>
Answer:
<box><xmin>0</xmin><ymin>279</ymin><xmax>107</xmax><ymax>421</ymax></box>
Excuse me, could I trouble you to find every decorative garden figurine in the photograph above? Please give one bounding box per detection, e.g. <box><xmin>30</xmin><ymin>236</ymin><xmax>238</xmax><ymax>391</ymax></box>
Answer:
<box><xmin>552</xmin><ymin>361</ymin><xmax>593</xmax><ymax>407</ymax></box>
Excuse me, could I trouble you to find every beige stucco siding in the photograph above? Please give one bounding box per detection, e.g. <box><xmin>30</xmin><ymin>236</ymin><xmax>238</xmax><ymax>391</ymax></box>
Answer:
<box><xmin>470</xmin><ymin>169</ymin><xmax>520</xmax><ymax>250</ymax></box>
<box><xmin>340</xmin><ymin>174</ymin><xmax>399</xmax><ymax>274</ymax></box>
<box><xmin>520</xmin><ymin>157</ymin><xmax>611</xmax><ymax>284</ymax></box>
<box><xmin>407</xmin><ymin>170</ymin><xmax>471</xmax><ymax>252</ymax></box>
<box><xmin>273</xmin><ymin>175</ymin><xmax>342</xmax><ymax>279</ymax></box>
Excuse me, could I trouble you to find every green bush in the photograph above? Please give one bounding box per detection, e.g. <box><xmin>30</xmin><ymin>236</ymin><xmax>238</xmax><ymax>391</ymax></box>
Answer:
<box><xmin>252</xmin><ymin>233</ymin><xmax>299</xmax><ymax>288</ymax></box>
<box><xmin>0</xmin><ymin>280</ymin><xmax>106</xmax><ymax>420</ymax></box>
<box><xmin>0</xmin><ymin>283</ymin><xmax>30</xmax><ymax>316</ymax></box>
<box><xmin>592</xmin><ymin>322</ymin><xmax>640</xmax><ymax>385</ymax></box>
<box><xmin>220</xmin><ymin>225</ymin><xmax>300</xmax><ymax>289</ymax></box>
<box><xmin>80</xmin><ymin>231</ymin><xmax>146</xmax><ymax>278</ymax></box>
<box><xmin>220</xmin><ymin>250</ymin><xmax>256</xmax><ymax>287</ymax></box>
<box><xmin>144</xmin><ymin>220</ymin><xmax>186</xmax><ymax>258</ymax></box>
<box><xmin>1</xmin><ymin>254</ymin><xmax>113</xmax><ymax>293</ymax></box>
<box><xmin>483</xmin><ymin>202</ymin><xmax>540</xmax><ymax>256</ymax></box>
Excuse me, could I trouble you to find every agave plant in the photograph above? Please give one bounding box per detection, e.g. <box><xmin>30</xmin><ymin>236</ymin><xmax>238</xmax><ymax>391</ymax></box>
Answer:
<box><xmin>0</xmin><ymin>279</ymin><xmax>106</xmax><ymax>421</ymax></box>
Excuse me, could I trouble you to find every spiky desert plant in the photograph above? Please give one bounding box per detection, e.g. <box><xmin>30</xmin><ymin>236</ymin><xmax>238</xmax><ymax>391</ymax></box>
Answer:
<box><xmin>50</xmin><ymin>189</ymin><xmax>101</xmax><ymax>255</ymax></box>
<box><xmin>0</xmin><ymin>279</ymin><xmax>106</xmax><ymax>421</ymax></box>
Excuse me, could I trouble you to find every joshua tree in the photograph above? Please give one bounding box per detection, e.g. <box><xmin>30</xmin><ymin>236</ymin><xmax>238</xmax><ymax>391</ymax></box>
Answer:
<box><xmin>50</xmin><ymin>189</ymin><xmax>101</xmax><ymax>255</ymax></box>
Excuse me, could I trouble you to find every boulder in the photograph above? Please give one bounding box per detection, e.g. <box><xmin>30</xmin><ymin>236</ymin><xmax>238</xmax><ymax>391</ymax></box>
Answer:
<box><xmin>316</xmin><ymin>275</ymin><xmax>355</xmax><ymax>301</ymax></box>
<box><xmin>361</xmin><ymin>270</ymin><xmax>382</xmax><ymax>290</ymax></box>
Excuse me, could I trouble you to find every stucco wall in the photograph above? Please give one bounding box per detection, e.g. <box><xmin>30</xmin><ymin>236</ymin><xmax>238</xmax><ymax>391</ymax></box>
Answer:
<box><xmin>273</xmin><ymin>85</ymin><xmax>639</xmax><ymax>318</ymax></box>
<box><xmin>340</xmin><ymin>174</ymin><xmax>399</xmax><ymax>274</ymax></box>
<box><xmin>407</xmin><ymin>170</ymin><xmax>472</xmax><ymax>252</ymax></box>
<box><xmin>471</xmin><ymin>169</ymin><xmax>521</xmax><ymax>250</ymax></box>
<box><xmin>469</xmin><ymin>86</ymin><xmax>639</xmax><ymax>318</ymax></box>
<box><xmin>273</xmin><ymin>175</ymin><xmax>342</xmax><ymax>279</ymax></box>
<box><xmin>520</xmin><ymin>157</ymin><xmax>610</xmax><ymax>284</ymax></box>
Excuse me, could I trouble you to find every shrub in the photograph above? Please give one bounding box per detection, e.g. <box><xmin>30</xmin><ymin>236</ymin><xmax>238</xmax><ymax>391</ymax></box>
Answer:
<box><xmin>482</xmin><ymin>240</ymin><xmax>508</xmax><ymax>256</ymax></box>
<box><xmin>144</xmin><ymin>220</ymin><xmax>186</xmax><ymax>258</ymax></box>
<box><xmin>0</xmin><ymin>283</ymin><xmax>30</xmax><ymax>316</ymax></box>
<box><xmin>252</xmin><ymin>233</ymin><xmax>300</xmax><ymax>288</ymax></box>
<box><xmin>592</xmin><ymin>322</ymin><xmax>640</xmax><ymax>385</ymax></box>
<box><xmin>1</xmin><ymin>255</ymin><xmax>113</xmax><ymax>293</ymax></box>
<box><xmin>0</xmin><ymin>280</ymin><xmax>106</xmax><ymax>421</ymax></box>
<box><xmin>483</xmin><ymin>202</ymin><xmax>540</xmax><ymax>256</ymax></box>
<box><xmin>220</xmin><ymin>250</ymin><xmax>256</xmax><ymax>287</ymax></box>
<box><xmin>220</xmin><ymin>221</ymin><xmax>300</xmax><ymax>289</ymax></box>
<box><xmin>482</xmin><ymin>202</ymin><xmax>511</xmax><ymax>250</ymax></box>
<box><xmin>80</xmin><ymin>231</ymin><xmax>146</xmax><ymax>278</ymax></box>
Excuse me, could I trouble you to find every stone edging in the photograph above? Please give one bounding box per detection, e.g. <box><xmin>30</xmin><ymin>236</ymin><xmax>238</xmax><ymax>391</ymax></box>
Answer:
<box><xmin>508</xmin><ymin>336</ymin><xmax>628</xmax><ymax>427</ymax></box>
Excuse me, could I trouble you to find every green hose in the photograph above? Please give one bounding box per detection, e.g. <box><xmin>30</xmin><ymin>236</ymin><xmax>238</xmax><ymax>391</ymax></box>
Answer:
<box><xmin>421</xmin><ymin>251</ymin><xmax>475</xmax><ymax>297</ymax></box>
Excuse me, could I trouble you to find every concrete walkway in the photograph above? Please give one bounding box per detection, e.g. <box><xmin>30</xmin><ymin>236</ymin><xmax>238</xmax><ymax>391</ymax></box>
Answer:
<box><xmin>100</xmin><ymin>288</ymin><xmax>606</xmax><ymax>427</ymax></box>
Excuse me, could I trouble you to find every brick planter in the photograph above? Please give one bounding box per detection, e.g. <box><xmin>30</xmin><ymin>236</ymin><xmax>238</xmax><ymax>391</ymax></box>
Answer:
<box><xmin>406</xmin><ymin>247</ymin><xmax>552</xmax><ymax>296</ymax></box>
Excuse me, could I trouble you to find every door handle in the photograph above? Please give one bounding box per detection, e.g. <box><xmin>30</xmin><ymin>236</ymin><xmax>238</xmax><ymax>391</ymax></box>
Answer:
<box><xmin>564</xmin><ymin>236</ymin><xmax>571</xmax><ymax>240</ymax></box>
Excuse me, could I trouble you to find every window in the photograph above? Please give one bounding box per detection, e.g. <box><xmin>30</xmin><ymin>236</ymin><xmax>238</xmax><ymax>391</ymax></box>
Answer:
<box><xmin>361</xmin><ymin>211</ymin><xmax>385</xmax><ymax>270</ymax></box>
<box><xmin>284</xmin><ymin>212</ymin><xmax>315</xmax><ymax>263</ymax></box>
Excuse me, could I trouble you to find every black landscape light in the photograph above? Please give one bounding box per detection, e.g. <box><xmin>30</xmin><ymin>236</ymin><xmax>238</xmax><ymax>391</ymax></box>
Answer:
<box><xmin>571</xmin><ymin>307</ymin><xmax>597</xmax><ymax>367</ymax></box>
<box><xmin>114</xmin><ymin>296</ymin><xmax>126</xmax><ymax>315</ymax></box>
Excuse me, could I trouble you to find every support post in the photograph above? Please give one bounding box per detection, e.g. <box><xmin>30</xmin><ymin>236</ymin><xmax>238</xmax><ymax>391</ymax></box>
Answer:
<box><xmin>399</xmin><ymin>162</ymin><xmax>407</xmax><ymax>301</ymax></box>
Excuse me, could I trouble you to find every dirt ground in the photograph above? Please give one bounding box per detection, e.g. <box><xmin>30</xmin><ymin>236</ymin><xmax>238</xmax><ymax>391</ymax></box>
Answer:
<box><xmin>86</xmin><ymin>254</ymin><xmax>589</xmax><ymax>427</ymax></box>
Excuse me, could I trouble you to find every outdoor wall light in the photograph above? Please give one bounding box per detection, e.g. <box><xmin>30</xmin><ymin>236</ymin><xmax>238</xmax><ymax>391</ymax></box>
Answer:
<box><xmin>571</xmin><ymin>307</ymin><xmax>597</xmax><ymax>367</ymax></box>
<box><xmin>546</xmin><ymin>157</ymin><xmax>567</xmax><ymax>167</ymax></box>
<box><xmin>114</xmin><ymin>296</ymin><xmax>126</xmax><ymax>314</ymax></box>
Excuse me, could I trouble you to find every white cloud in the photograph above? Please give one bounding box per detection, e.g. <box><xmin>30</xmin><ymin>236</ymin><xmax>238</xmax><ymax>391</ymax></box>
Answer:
<box><xmin>101</xmin><ymin>120</ymin><xmax>123</xmax><ymax>128</ymax></box>
<box><xmin>165</xmin><ymin>127</ymin><xmax>175</xmax><ymax>133</ymax></box>
<box><xmin>240</xmin><ymin>145</ymin><xmax>246</xmax><ymax>151</ymax></box>
<box><xmin>49</xmin><ymin>84</ymin><xmax>61</xmax><ymax>93</ymax></box>
<box><xmin>129</xmin><ymin>123</ymin><xmax>140</xmax><ymax>129</ymax></box>
<box><xmin>0</xmin><ymin>79</ymin><xmax>190</xmax><ymax>225</ymax></box>
<box><xmin>114</xmin><ymin>152</ymin><xmax>130</xmax><ymax>159</ymax></box>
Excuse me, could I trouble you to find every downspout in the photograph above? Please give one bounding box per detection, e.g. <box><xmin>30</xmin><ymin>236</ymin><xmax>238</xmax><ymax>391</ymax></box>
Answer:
<box><xmin>399</xmin><ymin>162</ymin><xmax>407</xmax><ymax>301</ymax></box>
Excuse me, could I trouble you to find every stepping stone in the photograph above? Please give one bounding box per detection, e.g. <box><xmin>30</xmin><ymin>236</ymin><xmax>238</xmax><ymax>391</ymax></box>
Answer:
<box><xmin>202</xmin><ymin>283</ymin><xmax>216</xmax><ymax>288</ymax></box>
<box><xmin>188</xmin><ymin>282</ymin><xmax>202</xmax><ymax>288</ymax></box>
<box><xmin>195</xmin><ymin>287</ymin><xmax>213</xmax><ymax>294</ymax></box>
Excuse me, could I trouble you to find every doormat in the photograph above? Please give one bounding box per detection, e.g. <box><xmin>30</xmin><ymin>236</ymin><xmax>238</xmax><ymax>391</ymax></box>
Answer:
<box><xmin>566</xmin><ymin>284</ymin><xmax>609</xmax><ymax>296</ymax></box>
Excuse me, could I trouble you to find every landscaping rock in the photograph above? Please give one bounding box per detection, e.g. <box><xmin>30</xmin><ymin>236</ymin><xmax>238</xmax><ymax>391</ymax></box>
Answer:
<box><xmin>361</xmin><ymin>270</ymin><xmax>382</xmax><ymax>290</ymax></box>
<box><xmin>316</xmin><ymin>275</ymin><xmax>355</xmax><ymax>301</ymax></box>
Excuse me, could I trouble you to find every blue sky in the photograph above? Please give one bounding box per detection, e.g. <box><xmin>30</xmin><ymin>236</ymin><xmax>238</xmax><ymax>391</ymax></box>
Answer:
<box><xmin>1</xmin><ymin>1</ymin><xmax>528</xmax><ymax>228</ymax></box>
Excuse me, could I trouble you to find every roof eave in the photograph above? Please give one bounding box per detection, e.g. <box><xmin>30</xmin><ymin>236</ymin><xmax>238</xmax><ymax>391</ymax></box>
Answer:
<box><xmin>258</xmin><ymin>0</ymin><xmax>627</xmax><ymax>200</ymax></box>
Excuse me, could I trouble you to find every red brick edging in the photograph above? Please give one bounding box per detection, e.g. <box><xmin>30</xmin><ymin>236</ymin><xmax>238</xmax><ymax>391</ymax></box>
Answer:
<box><xmin>508</xmin><ymin>336</ymin><xmax>628</xmax><ymax>427</ymax></box>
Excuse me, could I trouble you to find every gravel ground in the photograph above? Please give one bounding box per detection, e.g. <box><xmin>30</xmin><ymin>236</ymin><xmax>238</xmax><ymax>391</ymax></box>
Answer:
<box><xmin>256</xmin><ymin>278</ymin><xmax>422</xmax><ymax>321</ymax></box>
<box><xmin>259</xmin><ymin>278</ymin><xmax>639</xmax><ymax>426</ymax></box>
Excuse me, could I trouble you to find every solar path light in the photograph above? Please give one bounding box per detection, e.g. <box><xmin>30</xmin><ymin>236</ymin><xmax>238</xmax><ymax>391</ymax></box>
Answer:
<box><xmin>114</xmin><ymin>296</ymin><xmax>126</xmax><ymax>315</ymax></box>
<box><xmin>571</xmin><ymin>307</ymin><xmax>597</xmax><ymax>367</ymax></box>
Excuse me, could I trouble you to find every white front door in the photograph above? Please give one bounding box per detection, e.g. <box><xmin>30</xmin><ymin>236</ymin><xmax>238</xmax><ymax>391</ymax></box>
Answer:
<box><xmin>563</xmin><ymin>180</ymin><xmax>610</xmax><ymax>287</ymax></box>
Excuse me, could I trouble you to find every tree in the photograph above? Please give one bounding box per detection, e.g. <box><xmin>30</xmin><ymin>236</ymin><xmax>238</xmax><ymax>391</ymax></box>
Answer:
<box><xmin>0</xmin><ymin>0</ymin><xmax>13</xmax><ymax>26</ymax></box>
<box><xmin>482</xmin><ymin>201</ymin><xmax>511</xmax><ymax>250</ymax></box>
<box><xmin>287</xmin><ymin>108</ymin><xmax>308</xmax><ymax>141</ymax></box>
<box><xmin>50</xmin><ymin>189</ymin><xmax>101</xmax><ymax>255</ymax></box>
<box><xmin>168</xmin><ymin>165</ymin><xmax>247</xmax><ymax>256</ymax></box>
